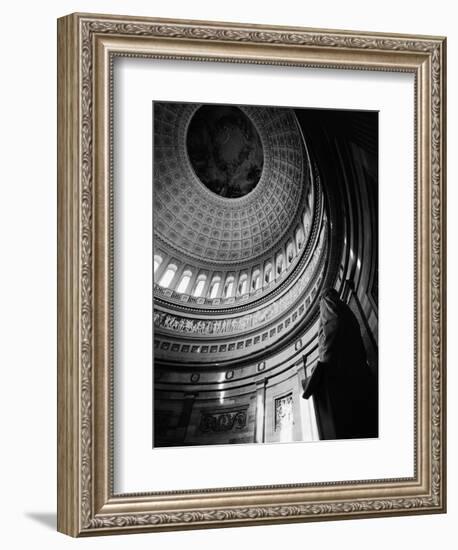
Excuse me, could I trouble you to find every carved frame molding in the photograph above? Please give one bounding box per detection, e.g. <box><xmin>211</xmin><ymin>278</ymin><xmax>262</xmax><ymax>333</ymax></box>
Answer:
<box><xmin>57</xmin><ymin>13</ymin><xmax>446</xmax><ymax>536</ymax></box>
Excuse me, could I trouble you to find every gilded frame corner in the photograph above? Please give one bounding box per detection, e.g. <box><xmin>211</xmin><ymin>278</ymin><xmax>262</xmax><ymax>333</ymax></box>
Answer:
<box><xmin>57</xmin><ymin>12</ymin><xmax>446</xmax><ymax>537</ymax></box>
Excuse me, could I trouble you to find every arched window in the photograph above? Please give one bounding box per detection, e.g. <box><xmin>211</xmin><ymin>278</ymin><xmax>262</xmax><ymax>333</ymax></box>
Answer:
<box><xmin>264</xmin><ymin>262</ymin><xmax>272</xmax><ymax>284</ymax></box>
<box><xmin>192</xmin><ymin>274</ymin><xmax>207</xmax><ymax>297</ymax></box>
<box><xmin>154</xmin><ymin>254</ymin><xmax>163</xmax><ymax>274</ymax></box>
<box><xmin>209</xmin><ymin>276</ymin><xmax>221</xmax><ymax>299</ymax></box>
<box><xmin>286</xmin><ymin>241</ymin><xmax>295</xmax><ymax>264</ymax></box>
<box><xmin>276</xmin><ymin>254</ymin><xmax>285</xmax><ymax>276</ymax></box>
<box><xmin>296</xmin><ymin>226</ymin><xmax>304</xmax><ymax>250</ymax></box>
<box><xmin>303</xmin><ymin>210</ymin><xmax>311</xmax><ymax>235</ymax></box>
<box><xmin>224</xmin><ymin>276</ymin><xmax>235</xmax><ymax>298</ymax></box>
<box><xmin>176</xmin><ymin>270</ymin><xmax>192</xmax><ymax>294</ymax></box>
<box><xmin>251</xmin><ymin>269</ymin><xmax>261</xmax><ymax>291</ymax></box>
<box><xmin>237</xmin><ymin>274</ymin><xmax>248</xmax><ymax>296</ymax></box>
<box><xmin>159</xmin><ymin>263</ymin><xmax>177</xmax><ymax>288</ymax></box>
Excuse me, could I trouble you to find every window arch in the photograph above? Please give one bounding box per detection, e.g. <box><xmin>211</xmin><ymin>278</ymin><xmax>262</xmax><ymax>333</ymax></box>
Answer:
<box><xmin>303</xmin><ymin>210</ymin><xmax>312</xmax><ymax>236</ymax></box>
<box><xmin>154</xmin><ymin>254</ymin><xmax>163</xmax><ymax>274</ymax></box>
<box><xmin>176</xmin><ymin>270</ymin><xmax>192</xmax><ymax>294</ymax></box>
<box><xmin>159</xmin><ymin>263</ymin><xmax>177</xmax><ymax>288</ymax></box>
<box><xmin>296</xmin><ymin>226</ymin><xmax>305</xmax><ymax>250</ymax></box>
<box><xmin>224</xmin><ymin>275</ymin><xmax>235</xmax><ymax>298</ymax></box>
<box><xmin>251</xmin><ymin>269</ymin><xmax>261</xmax><ymax>291</ymax></box>
<box><xmin>276</xmin><ymin>254</ymin><xmax>285</xmax><ymax>276</ymax></box>
<box><xmin>192</xmin><ymin>274</ymin><xmax>207</xmax><ymax>297</ymax></box>
<box><xmin>303</xmin><ymin>210</ymin><xmax>309</xmax><ymax>229</ymax></box>
<box><xmin>209</xmin><ymin>276</ymin><xmax>221</xmax><ymax>299</ymax></box>
<box><xmin>237</xmin><ymin>273</ymin><xmax>248</xmax><ymax>296</ymax></box>
<box><xmin>264</xmin><ymin>262</ymin><xmax>272</xmax><ymax>285</ymax></box>
<box><xmin>286</xmin><ymin>240</ymin><xmax>295</xmax><ymax>264</ymax></box>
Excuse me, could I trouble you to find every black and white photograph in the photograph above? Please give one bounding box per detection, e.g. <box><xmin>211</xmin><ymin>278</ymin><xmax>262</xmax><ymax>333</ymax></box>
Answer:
<box><xmin>153</xmin><ymin>101</ymin><xmax>379</xmax><ymax>447</ymax></box>
<box><xmin>0</xmin><ymin>0</ymin><xmax>450</xmax><ymax>544</ymax></box>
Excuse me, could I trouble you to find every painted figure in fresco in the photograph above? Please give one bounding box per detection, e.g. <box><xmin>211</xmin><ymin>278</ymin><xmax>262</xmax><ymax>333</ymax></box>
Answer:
<box><xmin>302</xmin><ymin>288</ymin><xmax>378</xmax><ymax>439</ymax></box>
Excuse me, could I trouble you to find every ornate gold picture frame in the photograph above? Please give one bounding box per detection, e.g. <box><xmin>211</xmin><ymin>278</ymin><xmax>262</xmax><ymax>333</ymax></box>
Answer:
<box><xmin>57</xmin><ymin>12</ymin><xmax>446</xmax><ymax>536</ymax></box>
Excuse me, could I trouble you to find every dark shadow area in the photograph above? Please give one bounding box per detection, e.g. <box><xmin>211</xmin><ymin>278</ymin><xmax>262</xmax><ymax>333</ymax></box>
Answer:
<box><xmin>186</xmin><ymin>104</ymin><xmax>264</xmax><ymax>198</ymax></box>
<box><xmin>25</xmin><ymin>512</ymin><xmax>56</xmax><ymax>530</ymax></box>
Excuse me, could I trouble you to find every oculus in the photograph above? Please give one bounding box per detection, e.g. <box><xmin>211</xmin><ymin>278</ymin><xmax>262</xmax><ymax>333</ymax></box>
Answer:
<box><xmin>186</xmin><ymin>104</ymin><xmax>264</xmax><ymax>198</ymax></box>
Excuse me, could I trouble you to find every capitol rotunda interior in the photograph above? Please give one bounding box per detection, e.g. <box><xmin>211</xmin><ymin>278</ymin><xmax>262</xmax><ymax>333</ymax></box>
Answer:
<box><xmin>152</xmin><ymin>102</ymin><xmax>378</xmax><ymax>447</ymax></box>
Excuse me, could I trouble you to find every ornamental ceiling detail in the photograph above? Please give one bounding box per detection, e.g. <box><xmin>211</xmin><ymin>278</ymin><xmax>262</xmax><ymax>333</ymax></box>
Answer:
<box><xmin>153</xmin><ymin>102</ymin><xmax>307</xmax><ymax>265</ymax></box>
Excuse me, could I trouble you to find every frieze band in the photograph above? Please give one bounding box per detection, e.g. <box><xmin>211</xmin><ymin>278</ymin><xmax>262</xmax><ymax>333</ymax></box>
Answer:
<box><xmin>199</xmin><ymin>408</ymin><xmax>248</xmax><ymax>433</ymax></box>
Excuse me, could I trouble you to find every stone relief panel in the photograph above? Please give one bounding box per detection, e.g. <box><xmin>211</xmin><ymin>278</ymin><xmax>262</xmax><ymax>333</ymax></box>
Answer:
<box><xmin>275</xmin><ymin>393</ymin><xmax>294</xmax><ymax>431</ymax></box>
<box><xmin>198</xmin><ymin>406</ymin><xmax>248</xmax><ymax>433</ymax></box>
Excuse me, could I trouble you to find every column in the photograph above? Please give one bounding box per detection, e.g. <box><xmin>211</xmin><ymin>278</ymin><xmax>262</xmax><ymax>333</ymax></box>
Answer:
<box><xmin>187</xmin><ymin>270</ymin><xmax>199</xmax><ymax>296</ymax></box>
<box><xmin>254</xmin><ymin>379</ymin><xmax>267</xmax><ymax>443</ymax></box>
<box><xmin>153</xmin><ymin>253</ymin><xmax>170</xmax><ymax>284</ymax></box>
<box><xmin>200</xmin><ymin>271</ymin><xmax>212</xmax><ymax>297</ymax></box>
<box><xmin>295</xmin><ymin>357</ymin><xmax>319</xmax><ymax>442</ymax></box>
<box><xmin>215</xmin><ymin>274</ymin><xmax>225</xmax><ymax>299</ymax></box>
<box><xmin>247</xmin><ymin>269</ymin><xmax>254</xmax><ymax>295</ymax></box>
<box><xmin>169</xmin><ymin>264</ymin><xmax>186</xmax><ymax>291</ymax></box>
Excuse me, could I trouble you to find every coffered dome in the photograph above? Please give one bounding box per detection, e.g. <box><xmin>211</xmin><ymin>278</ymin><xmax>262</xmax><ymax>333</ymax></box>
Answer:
<box><xmin>152</xmin><ymin>105</ymin><xmax>380</xmax><ymax>449</ymax></box>
<box><xmin>153</xmin><ymin>102</ymin><xmax>329</xmax><ymax>364</ymax></box>
<box><xmin>153</xmin><ymin>102</ymin><xmax>308</xmax><ymax>266</ymax></box>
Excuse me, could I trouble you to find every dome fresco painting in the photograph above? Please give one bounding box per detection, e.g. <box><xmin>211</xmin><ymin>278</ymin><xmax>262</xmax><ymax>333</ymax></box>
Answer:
<box><xmin>153</xmin><ymin>102</ymin><xmax>379</xmax><ymax>448</ymax></box>
<box><xmin>186</xmin><ymin>104</ymin><xmax>264</xmax><ymax>199</ymax></box>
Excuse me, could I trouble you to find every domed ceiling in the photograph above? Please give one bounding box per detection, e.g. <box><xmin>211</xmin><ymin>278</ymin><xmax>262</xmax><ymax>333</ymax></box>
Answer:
<box><xmin>153</xmin><ymin>102</ymin><xmax>307</xmax><ymax>265</ymax></box>
<box><xmin>153</xmin><ymin>102</ymin><xmax>329</xmax><ymax>365</ymax></box>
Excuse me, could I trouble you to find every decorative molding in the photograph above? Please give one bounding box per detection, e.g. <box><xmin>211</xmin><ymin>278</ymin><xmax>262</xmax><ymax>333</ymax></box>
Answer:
<box><xmin>152</xmin><ymin>276</ymin><xmax>325</xmax><ymax>363</ymax></box>
<box><xmin>257</xmin><ymin>361</ymin><xmax>266</xmax><ymax>372</ymax></box>
<box><xmin>199</xmin><ymin>407</ymin><xmax>247</xmax><ymax>433</ymax></box>
<box><xmin>429</xmin><ymin>42</ymin><xmax>445</xmax><ymax>513</ymax></box>
<box><xmin>153</xmin><ymin>223</ymin><xmax>327</xmax><ymax>342</ymax></box>
<box><xmin>88</xmin><ymin>494</ymin><xmax>439</xmax><ymax>529</ymax></box>
<box><xmin>65</xmin><ymin>14</ymin><xmax>445</xmax><ymax>534</ymax></box>
<box><xmin>80</xmin><ymin>19</ymin><xmax>95</xmax><ymax>529</ymax></box>
<box><xmin>86</xmin><ymin>19</ymin><xmax>439</xmax><ymax>53</ymax></box>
